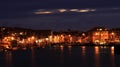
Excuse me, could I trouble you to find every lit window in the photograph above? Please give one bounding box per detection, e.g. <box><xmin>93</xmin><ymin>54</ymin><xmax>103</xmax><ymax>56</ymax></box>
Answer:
<box><xmin>95</xmin><ymin>32</ymin><xmax>99</xmax><ymax>35</ymax></box>
<box><xmin>99</xmin><ymin>28</ymin><xmax>102</xmax><ymax>31</ymax></box>
<box><xmin>111</xmin><ymin>32</ymin><xmax>115</xmax><ymax>35</ymax></box>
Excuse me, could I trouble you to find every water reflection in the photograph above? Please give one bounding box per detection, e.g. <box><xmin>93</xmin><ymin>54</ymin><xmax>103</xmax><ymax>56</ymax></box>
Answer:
<box><xmin>82</xmin><ymin>46</ymin><xmax>86</xmax><ymax>56</ymax></box>
<box><xmin>60</xmin><ymin>45</ymin><xmax>64</xmax><ymax>52</ymax></box>
<box><xmin>110</xmin><ymin>46</ymin><xmax>115</xmax><ymax>67</ymax></box>
<box><xmin>31</xmin><ymin>47</ymin><xmax>36</xmax><ymax>67</ymax></box>
<box><xmin>111</xmin><ymin>46</ymin><xmax>114</xmax><ymax>55</ymax></box>
<box><xmin>94</xmin><ymin>46</ymin><xmax>100</xmax><ymax>67</ymax></box>
<box><xmin>95</xmin><ymin>46</ymin><xmax>99</xmax><ymax>54</ymax></box>
<box><xmin>60</xmin><ymin>45</ymin><xmax>64</xmax><ymax>66</ymax></box>
<box><xmin>68</xmin><ymin>46</ymin><xmax>72</xmax><ymax>55</ymax></box>
<box><xmin>5</xmin><ymin>51</ymin><xmax>12</xmax><ymax>67</ymax></box>
<box><xmin>81</xmin><ymin>46</ymin><xmax>86</xmax><ymax>67</ymax></box>
<box><xmin>0</xmin><ymin>46</ymin><xmax>119</xmax><ymax>67</ymax></box>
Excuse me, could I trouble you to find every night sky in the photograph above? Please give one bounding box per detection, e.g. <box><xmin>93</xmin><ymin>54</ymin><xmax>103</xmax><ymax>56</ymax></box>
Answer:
<box><xmin>0</xmin><ymin>0</ymin><xmax>120</xmax><ymax>31</ymax></box>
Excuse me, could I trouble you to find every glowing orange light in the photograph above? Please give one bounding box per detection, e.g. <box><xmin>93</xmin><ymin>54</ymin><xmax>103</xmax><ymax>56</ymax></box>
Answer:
<box><xmin>111</xmin><ymin>32</ymin><xmax>115</xmax><ymax>35</ymax></box>
<box><xmin>31</xmin><ymin>36</ymin><xmax>35</xmax><ymax>40</ymax></box>
<box><xmin>68</xmin><ymin>45</ymin><xmax>72</xmax><ymax>49</ymax></box>
<box><xmin>45</xmin><ymin>38</ymin><xmax>49</xmax><ymax>41</ymax></box>
<box><xmin>95</xmin><ymin>32</ymin><xmax>99</xmax><ymax>35</ymax></box>
<box><xmin>68</xmin><ymin>34</ymin><xmax>71</xmax><ymax>37</ymax></box>
<box><xmin>60</xmin><ymin>45</ymin><xmax>64</xmax><ymax>51</ymax></box>
<box><xmin>11</xmin><ymin>37</ymin><xmax>14</xmax><ymax>40</ymax></box>
<box><xmin>82</xmin><ymin>46</ymin><xmax>86</xmax><ymax>55</ymax></box>
<box><xmin>95</xmin><ymin>46</ymin><xmax>99</xmax><ymax>54</ymax></box>
<box><xmin>111</xmin><ymin>46</ymin><xmax>114</xmax><ymax>50</ymax></box>
<box><xmin>82</xmin><ymin>46</ymin><xmax>86</xmax><ymax>50</ymax></box>
<box><xmin>111</xmin><ymin>46</ymin><xmax>114</xmax><ymax>55</ymax></box>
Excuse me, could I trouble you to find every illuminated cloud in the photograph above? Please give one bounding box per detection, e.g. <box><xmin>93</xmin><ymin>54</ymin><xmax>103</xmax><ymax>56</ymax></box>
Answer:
<box><xmin>34</xmin><ymin>11</ymin><xmax>52</xmax><ymax>14</ymax></box>
<box><xmin>79</xmin><ymin>9</ymin><xmax>90</xmax><ymax>12</ymax></box>
<box><xmin>58</xmin><ymin>9</ymin><xmax>67</xmax><ymax>13</ymax></box>
<box><xmin>33</xmin><ymin>8</ymin><xmax>96</xmax><ymax>15</ymax></box>
<box><xmin>70</xmin><ymin>9</ymin><xmax>79</xmax><ymax>12</ymax></box>
<box><xmin>32</xmin><ymin>8</ymin><xmax>120</xmax><ymax>15</ymax></box>
<box><xmin>77</xmin><ymin>9</ymin><xmax>96</xmax><ymax>12</ymax></box>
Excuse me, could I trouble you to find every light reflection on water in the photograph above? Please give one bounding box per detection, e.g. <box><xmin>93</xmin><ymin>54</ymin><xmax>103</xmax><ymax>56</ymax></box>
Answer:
<box><xmin>81</xmin><ymin>46</ymin><xmax>86</xmax><ymax>67</ymax></box>
<box><xmin>31</xmin><ymin>47</ymin><xmax>36</xmax><ymax>67</ymax></box>
<box><xmin>2</xmin><ymin>46</ymin><xmax>120</xmax><ymax>67</ymax></box>
<box><xmin>68</xmin><ymin>46</ymin><xmax>72</xmax><ymax>55</ymax></box>
<box><xmin>60</xmin><ymin>45</ymin><xmax>64</xmax><ymax>52</ymax></box>
<box><xmin>111</xmin><ymin>46</ymin><xmax>114</xmax><ymax>55</ymax></box>
<box><xmin>95</xmin><ymin>46</ymin><xmax>100</xmax><ymax>67</ymax></box>
<box><xmin>82</xmin><ymin>46</ymin><xmax>86</xmax><ymax>56</ymax></box>
<box><xmin>5</xmin><ymin>51</ymin><xmax>12</xmax><ymax>67</ymax></box>
<box><xmin>110</xmin><ymin>46</ymin><xmax>115</xmax><ymax>67</ymax></box>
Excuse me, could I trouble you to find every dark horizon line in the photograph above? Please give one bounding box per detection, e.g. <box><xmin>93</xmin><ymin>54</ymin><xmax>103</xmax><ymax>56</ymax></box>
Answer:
<box><xmin>0</xmin><ymin>26</ymin><xmax>120</xmax><ymax>32</ymax></box>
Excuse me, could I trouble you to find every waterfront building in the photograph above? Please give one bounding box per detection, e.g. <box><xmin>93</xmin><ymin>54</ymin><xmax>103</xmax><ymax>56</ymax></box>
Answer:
<box><xmin>109</xmin><ymin>28</ymin><xmax>120</xmax><ymax>44</ymax></box>
<box><xmin>88</xmin><ymin>27</ymin><xmax>109</xmax><ymax>44</ymax></box>
<box><xmin>0</xmin><ymin>26</ymin><xmax>120</xmax><ymax>48</ymax></box>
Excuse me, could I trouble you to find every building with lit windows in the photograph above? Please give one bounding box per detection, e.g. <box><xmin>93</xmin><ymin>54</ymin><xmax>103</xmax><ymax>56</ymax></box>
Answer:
<box><xmin>88</xmin><ymin>27</ymin><xmax>109</xmax><ymax>44</ymax></box>
<box><xmin>109</xmin><ymin>28</ymin><xmax>120</xmax><ymax>44</ymax></box>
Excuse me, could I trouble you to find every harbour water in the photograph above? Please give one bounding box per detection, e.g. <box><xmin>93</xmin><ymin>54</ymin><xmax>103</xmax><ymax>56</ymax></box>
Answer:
<box><xmin>0</xmin><ymin>45</ymin><xmax>120</xmax><ymax>67</ymax></box>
